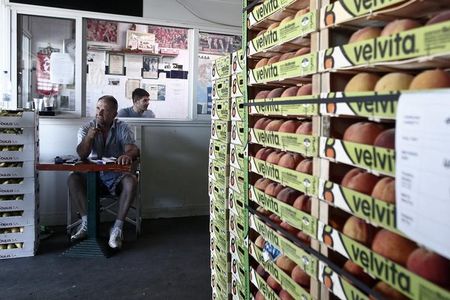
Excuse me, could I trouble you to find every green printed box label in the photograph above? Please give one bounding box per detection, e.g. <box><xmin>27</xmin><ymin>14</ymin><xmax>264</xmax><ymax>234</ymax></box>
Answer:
<box><xmin>211</xmin><ymin>120</ymin><xmax>230</xmax><ymax>142</ymax></box>
<box><xmin>248</xmin><ymin>0</ymin><xmax>297</xmax><ymax>27</ymax></box>
<box><xmin>249</xmin><ymin>11</ymin><xmax>317</xmax><ymax>55</ymax></box>
<box><xmin>212</xmin><ymin>55</ymin><xmax>231</xmax><ymax>79</ymax></box>
<box><xmin>280</xmin><ymin>167</ymin><xmax>318</xmax><ymax>196</ymax></box>
<box><xmin>229</xmin><ymin>143</ymin><xmax>247</xmax><ymax>170</ymax></box>
<box><xmin>320</xmin><ymin>92</ymin><xmax>397</xmax><ymax>119</ymax></box>
<box><xmin>211</xmin><ymin>100</ymin><xmax>230</xmax><ymax>121</ymax></box>
<box><xmin>232</xmin><ymin>49</ymin><xmax>245</xmax><ymax>74</ymax></box>
<box><xmin>321</xmin><ymin>21</ymin><xmax>450</xmax><ymax>70</ymax></box>
<box><xmin>249</xmin><ymin>53</ymin><xmax>317</xmax><ymax>84</ymax></box>
<box><xmin>209</xmin><ymin>140</ymin><xmax>229</xmax><ymax>161</ymax></box>
<box><xmin>250</xmin><ymin>129</ymin><xmax>318</xmax><ymax>156</ymax></box>
<box><xmin>231</xmin><ymin>73</ymin><xmax>245</xmax><ymax>98</ymax></box>
<box><xmin>231</xmin><ymin>121</ymin><xmax>247</xmax><ymax>146</ymax></box>
<box><xmin>229</xmin><ymin>166</ymin><xmax>246</xmax><ymax>194</ymax></box>
<box><xmin>231</xmin><ymin>97</ymin><xmax>247</xmax><ymax>122</ymax></box>
<box><xmin>212</xmin><ymin>77</ymin><xmax>230</xmax><ymax>100</ymax></box>
<box><xmin>250</xmin><ymin>96</ymin><xmax>319</xmax><ymax>116</ymax></box>
<box><xmin>251</xmin><ymin>269</ymin><xmax>281</xmax><ymax>300</ymax></box>
<box><xmin>320</xmin><ymin>137</ymin><xmax>395</xmax><ymax>176</ymax></box>
<box><xmin>318</xmin><ymin>261</ymin><xmax>369</xmax><ymax>300</ymax></box>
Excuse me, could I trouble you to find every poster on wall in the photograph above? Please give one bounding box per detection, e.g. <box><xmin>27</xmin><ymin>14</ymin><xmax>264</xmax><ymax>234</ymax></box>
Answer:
<box><xmin>142</xmin><ymin>84</ymin><xmax>166</xmax><ymax>101</ymax></box>
<box><xmin>36</xmin><ymin>46</ymin><xmax>60</xmax><ymax>96</ymax></box>
<box><xmin>199</xmin><ymin>33</ymin><xmax>241</xmax><ymax>54</ymax></box>
<box><xmin>126</xmin><ymin>79</ymin><xmax>141</xmax><ymax>99</ymax></box>
<box><xmin>86</xmin><ymin>20</ymin><xmax>118</xmax><ymax>43</ymax></box>
<box><xmin>126</xmin><ymin>31</ymin><xmax>156</xmax><ymax>52</ymax></box>
<box><xmin>142</xmin><ymin>56</ymin><xmax>159</xmax><ymax>79</ymax></box>
<box><xmin>197</xmin><ymin>54</ymin><xmax>221</xmax><ymax>114</ymax></box>
<box><xmin>148</xmin><ymin>26</ymin><xmax>188</xmax><ymax>50</ymax></box>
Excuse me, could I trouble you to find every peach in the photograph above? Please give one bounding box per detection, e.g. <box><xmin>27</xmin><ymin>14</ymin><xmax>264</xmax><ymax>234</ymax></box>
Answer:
<box><xmin>293</xmin><ymin>194</ymin><xmax>311</xmax><ymax>213</ymax></box>
<box><xmin>374</xmin><ymin>128</ymin><xmax>395</xmax><ymax>149</ymax></box>
<box><xmin>343</xmin><ymin>260</ymin><xmax>374</xmax><ymax>285</ymax></box>
<box><xmin>381</xmin><ymin>19</ymin><xmax>422</xmax><ymax>36</ymax></box>
<box><xmin>374</xmin><ymin>73</ymin><xmax>414</xmax><ymax>92</ymax></box>
<box><xmin>255</xmin><ymin>58</ymin><xmax>269</xmax><ymax>69</ymax></box>
<box><xmin>279</xmin><ymin>52</ymin><xmax>295</xmax><ymax>62</ymax></box>
<box><xmin>426</xmin><ymin>10</ymin><xmax>450</xmax><ymax>25</ymax></box>
<box><xmin>278</xmin><ymin>152</ymin><xmax>299</xmax><ymax>169</ymax></box>
<box><xmin>280</xmin><ymin>16</ymin><xmax>294</xmax><ymax>26</ymax></box>
<box><xmin>276</xmin><ymin>255</ymin><xmax>296</xmax><ymax>274</ymax></box>
<box><xmin>265</xmin><ymin>182</ymin><xmax>284</xmax><ymax>197</ymax></box>
<box><xmin>265</xmin><ymin>119</ymin><xmax>284</xmax><ymax>131</ymax></box>
<box><xmin>257</xmin><ymin>206</ymin><xmax>271</xmax><ymax>216</ymax></box>
<box><xmin>343</xmin><ymin>216</ymin><xmax>377</xmax><ymax>246</ymax></box>
<box><xmin>267</xmin><ymin>55</ymin><xmax>281</xmax><ymax>65</ymax></box>
<box><xmin>371</xmin><ymin>281</ymin><xmax>409</xmax><ymax>300</ymax></box>
<box><xmin>372</xmin><ymin>229</ymin><xmax>417</xmax><ymax>266</ymax></box>
<box><xmin>255</xmin><ymin>147</ymin><xmax>274</xmax><ymax>161</ymax></box>
<box><xmin>255</xmin><ymin>291</ymin><xmax>265</xmax><ymax>300</ymax></box>
<box><xmin>255</xmin><ymin>90</ymin><xmax>271</xmax><ymax>99</ymax></box>
<box><xmin>343</xmin><ymin>121</ymin><xmax>385</xmax><ymax>145</ymax></box>
<box><xmin>349</xmin><ymin>27</ymin><xmax>381</xmax><ymax>43</ymax></box>
<box><xmin>295</xmin><ymin>8</ymin><xmax>309</xmax><ymax>18</ymax></box>
<box><xmin>409</xmin><ymin>69</ymin><xmax>450</xmax><ymax>90</ymax></box>
<box><xmin>267</xmin><ymin>88</ymin><xmax>285</xmax><ymax>99</ymax></box>
<box><xmin>277</xmin><ymin>187</ymin><xmax>300</xmax><ymax>205</ymax></box>
<box><xmin>295</xmin><ymin>121</ymin><xmax>312</xmax><ymax>135</ymax></box>
<box><xmin>254</xmin><ymin>117</ymin><xmax>272</xmax><ymax>129</ymax></box>
<box><xmin>255</xmin><ymin>177</ymin><xmax>272</xmax><ymax>191</ymax></box>
<box><xmin>296</xmin><ymin>83</ymin><xmax>313</xmax><ymax>96</ymax></box>
<box><xmin>281</xmin><ymin>86</ymin><xmax>299</xmax><ymax>97</ymax></box>
<box><xmin>344</xmin><ymin>73</ymin><xmax>380</xmax><ymax>92</ymax></box>
<box><xmin>255</xmin><ymin>235</ymin><xmax>266</xmax><ymax>249</ymax></box>
<box><xmin>279</xmin><ymin>290</ymin><xmax>295</xmax><ymax>300</ymax></box>
<box><xmin>329</xmin><ymin>208</ymin><xmax>349</xmax><ymax>232</ymax></box>
<box><xmin>279</xmin><ymin>119</ymin><xmax>301</xmax><ymax>133</ymax></box>
<box><xmin>256</xmin><ymin>30</ymin><xmax>266</xmax><ymax>37</ymax></box>
<box><xmin>341</xmin><ymin>168</ymin><xmax>380</xmax><ymax>195</ymax></box>
<box><xmin>371</xmin><ymin>177</ymin><xmax>395</xmax><ymax>204</ymax></box>
<box><xmin>267</xmin><ymin>22</ymin><xmax>280</xmax><ymax>31</ymax></box>
<box><xmin>294</xmin><ymin>47</ymin><xmax>310</xmax><ymax>57</ymax></box>
<box><xmin>269</xmin><ymin>213</ymin><xmax>282</xmax><ymax>224</ymax></box>
<box><xmin>291</xmin><ymin>153</ymin><xmax>303</xmax><ymax>165</ymax></box>
<box><xmin>406</xmin><ymin>248</ymin><xmax>450</xmax><ymax>287</ymax></box>
<box><xmin>291</xmin><ymin>265</ymin><xmax>310</xmax><ymax>287</ymax></box>
<box><xmin>295</xmin><ymin>158</ymin><xmax>313</xmax><ymax>175</ymax></box>
<box><xmin>256</xmin><ymin>264</ymin><xmax>268</xmax><ymax>279</ymax></box>
<box><xmin>267</xmin><ymin>276</ymin><xmax>282</xmax><ymax>293</ymax></box>
<box><xmin>266</xmin><ymin>150</ymin><xmax>284</xmax><ymax>165</ymax></box>
<box><xmin>280</xmin><ymin>221</ymin><xmax>299</xmax><ymax>235</ymax></box>
<box><xmin>297</xmin><ymin>231</ymin><xmax>311</xmax><ymax>245</ymax></box>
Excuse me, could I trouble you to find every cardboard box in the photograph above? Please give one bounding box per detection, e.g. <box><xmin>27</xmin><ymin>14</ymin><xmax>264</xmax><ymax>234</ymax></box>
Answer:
<box><xmin>0</xmin><ymin>161</ymin><xmax>35</xmax><ymax>178</ymax></box>
<box><xmin>0</xmin><ymin>238</ymin><xmax>38</xmax><ymax>259</ymax></box>
<box><xmin>231</xmin><ymin>273</ymin><xmax>249</xmax><ymax>300</ymax></box>
<box><xmin>0</xmin><ymin>111</ymin><xmax>37</xmax><ymax>128</ymax></box>
<box><xmin>230</xmin><ymin>97</ymin><xmax>247</xmax><ymax>122</ymax></box>
<box><xmin>0</xmin><ymin>224</ymin><xmax>38</xmax><ymax>244</ymax></box>
<box><xmin>249</xmin><ymin>128</ymin><xmax>318</xmax><ymax>157</ymax></box>
<box><xmin>211</xmin><ymin>100</ymin><xmax>231</xmax><ymax>121</ymax></box>
<box><xmin>228</xmin><ymin>188</ymin><xmax>247</xmax><ymax>218</ymax></box>
<box><xmin>248</xmin><ymin>11</ymin><xmax>317</xmax><ymax>56</ymax></box>
<box><xmin>247</xmin><ymin>0</ymin><xmax>300</xmax><ymax>29</ymax></box>
<box><xmin>229</xmin><ymin>143</ymin><xmax>247</xmax><ymax>171</ymax></box>
<box><xmin>211</xmin><ymin>206</ymin><xmax>228</xmax><ymax>235</ymax></box>
<box><xmin>319</xmin><ymin>21</ymin><xmax>450</xmax><ymax>71</ymax></box>
<box><xmin>249</xmin><ymin>214</ymin><xmax>318</xmax><ymax>278</ymax></box>
<box><xmin>230</xmin><ymin>232</ymin><xmax>248</xmax><ymax>266</ymax></box>
<box><xmin>249</xmin><ymin>95</ymin><xmax>319</xmax><ymax>117</ymax></box>
<box><xmin>0</xmin><ymin>143</ymin><xmax>38</xmax><ymax>162</ymax></box>
<box><xmin>231</xmin><ymin>49</ymin><xmax>245</xmax><ymax>75</ymax></box>
<box><xmin>317</xmin><ymin>222</ymin><xmax>450</xmax><ymax>300</ymax></box>
<box><xmin>230</xmin><ymin>121</ymin><xmax>247</xmax><ymax>146</ymax></box>
<box><xmin>230</xmin><ymin>73</ymin><xmax>245</xmax><ymax>98</ymax></box>
<box><xmin>212</xmin><ymin>77</ymin><xmax>231</xmax><ymax>100</ymax></box>
<box><xmin>208</xmin><ymin>158</ymin><xmax>229</xmax><ymax>187</ymax></box>
<box><xmin>0</xmin><ymin>177</ymin><xmax>37</xmax><ymax>195</ymax></box>
<box><xmin>212</xmin><ymin>54</ymin><xmax>231</xmax><ymax>80</ymax></box>
<box><xmin>210</xmin><ymin>181</ymin><xmax>228</xmax><ymax>211</ymax></box>
<box><xmin>249</xmin><ymin>241</ymin><xmax>312</xmax><ymax>300</ymax></box>
<box><xmin>229</xmin><ymin>210</ymin><xmax>248</xmax><ymax>241</ymax></box>
<box><xmin>249</xmin><ymin>185</ymin><xmax>317</xmax><ymax>239</ymax></box>
<box><xmin>0</xmin><ymin>209</ymin><xmax>37</xmax><ymax>228</ymax></box>
<box><xmin>248</xmin><ymin>53</ymin><xmax>317</xmax><ymax>85</ymax></box>
<box><xmin>0</xmin><ymin>127</ymin><xmax>37</xmax><ymax>145</ymax></box>
<box><xmin>319</xmin><ymin>137</ymin><xmax>395</xmax><ymax>176</ymax></box>
<box><xmin>319</xmin><ymin>91</ymin><xmax>397</xmax><ymax>120</ymax></box>
<box><xmin>249</xmin><ymin>157</ymin><xmax>318</xmax><ymax>197</ymax></box>
<box><xmin>249</xmin><ymin>268</ymin><xmax>281</xmax><ymax>300</ymax></box>
<box><xmin>229</xmin><ymin>166</ymin><xmax>246</xmax><ymax>194</ymax></box>
<box><xmin>0</xmin><ymin>192</ymin><xmax>37</xmax><ymax>211</ymax></box>
<box><xmin>211</xmin><ymin>120</ymin><xmax>231</xmax><ymax>142</ymax></box>
<box><xmin>318</xmin><ymin>261</ymin><xmax>369</xmax><ymax>300</ymax></box>
<box><xmin>209</xmin><ymin>139</ymin><xmax>229</xmax><ymax>163</ymax></box>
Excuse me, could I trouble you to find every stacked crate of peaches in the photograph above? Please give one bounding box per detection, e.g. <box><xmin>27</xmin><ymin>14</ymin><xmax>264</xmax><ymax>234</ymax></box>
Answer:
<box><xmin>315</xmin><ymin>1</ymin><xmax>450</xmax><ymax>300</ymax></box>
<box><xmin>0</xmin><ymin>110</ymin><xmax>39</xmax><ymax>259</ymax></box>
<box><xmin>209</xmin><ymin>54</ymin><xmax>233</xmax><ymax>299</ymax></box>
<box><xmin>245</xmin><ymin>0</ymin><xmax>324</xmax><ymax>299</ymax></box>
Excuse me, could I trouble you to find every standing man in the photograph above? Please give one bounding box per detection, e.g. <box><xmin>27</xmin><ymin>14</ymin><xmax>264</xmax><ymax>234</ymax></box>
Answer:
<box><xmin>118</xmin><ymin>88</ymin><xmax>155</xmax><ymax>118</ymax></box>
<box><xmin>68</xmin><ymin>95</ymin><xmax>139</xmax><ymax>249</ymax></box>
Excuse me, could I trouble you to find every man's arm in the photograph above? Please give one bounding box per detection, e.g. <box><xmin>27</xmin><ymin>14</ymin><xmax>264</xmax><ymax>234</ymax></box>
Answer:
<box><xmin>117</xmin><ymin>144</ymin><xmax>139</xmax><ymax>165</ymax></box>
<box><xmin>76</xmin><ymin>127</ymin><xmax>99</xmax><ymax>159</ymax></box>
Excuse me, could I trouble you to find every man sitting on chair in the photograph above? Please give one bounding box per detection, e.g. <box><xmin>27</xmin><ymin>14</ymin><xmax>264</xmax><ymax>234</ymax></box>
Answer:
<box><xmin>68</xmin><ymin>95</ymin><xmax>139</xmax><ymax>249</ymax></box>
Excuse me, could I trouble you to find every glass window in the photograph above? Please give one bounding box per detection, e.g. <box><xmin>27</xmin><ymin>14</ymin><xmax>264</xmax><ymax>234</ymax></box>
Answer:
<box><xmin>196</xmin><ymin>32</ymin><xmax>241</xmax><ymax>116</ymax></box>
<box><xmin>16</xmin><ymin>15</ymin><xmax>77</xmax><ymax>115</ymax></box>
<box><xmin>85</xmin><ymin>18</ymin><xmax>191</xmax><ymax>119</ymax></box>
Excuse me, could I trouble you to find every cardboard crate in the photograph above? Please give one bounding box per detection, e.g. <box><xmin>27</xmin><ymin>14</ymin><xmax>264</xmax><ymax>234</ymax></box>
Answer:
<box><xmin>212</xmin><ymin>77</ymin><xmax>231</xmax><ymax>100</ymax></box>
<box><xmin>0</xmin><ymin>192</ymin><xmax>37</xmax><ymax>211</ymax></box>
<box><xmin>0</xmin><ymin>143</ymin><xmax>37</xmax><ymax>162</ymax></box>
<box><xmin>229</xmin><ymin>143</ymin><xmax>247</xmax><ymax>171</ymax></box>
<box><xmin>230</xmin><ymin>97</ymin><xmax>246</xmax><ymax>122</ymax></box>
<box><xmin>211</xmin><ymin>206</ymin><xmax>228</xmax><ymax>234</ymax></box>
<box><xmin>231</xmin><ymin>73</ymin><xmax>245</xmax><ymax>98</ymax></box>
<box><xmin>229</xmin><ymin>188</ymin><xmax>247</xmax><ymax>219</ymax></box>
<box><xmin>0</xmin><ymin>111</ymin><xmax>37</xmax><ymax>128</ymax></box>
<box><xmin>249</xmin><ymin>156</ymin><xmax>318</xmax><ymax>197</ymax></box>
<box><xmin>231</xmin><ymin>273</ymin><xmax>249</xmax><ymax>300</ymax></box>
<box><xmin>229</xmin><ymin>166</ymin><xmax>246</xmax><ymax>194</ymax></box>
<box><xmin>247</xmin><ymin>0</ymin><xmax>308</xmax><ymax>30</ymax></box>
<box><xmin>209</xmin><ymin>139</ymin><xmax>229</xmax><ymax>163</ymax></box>
<box><xmin>249</xmin><ymin>128</ymin><xmax>318</xmax><ymax>157</ymax></box>
<box><xmin>249</xmin><ymin>94</ymin><xmax>319</xmax><ymax>117</ymax></box>
<box><xmin>208</xmin><ymin>159</ymin><xmax>229</xmax><ymax>187</ymax></box>
<box><xmin>230</xmin><ymin>232</ymin><xmax>249</xmax><ymax>267</ymax></box>
<box><xmin>212</xmin><ymin>54</ymin><xmax>231</xmax><ymax>80</ymax></box>
<box><xmin>211</xmin><ymin>120</ymin><xmax>231</xmax><ymax>142</ymax></box>
<box><xmin>229</xmin><ymin>210</ymin><xmax>248</xmax><ymax>241</ymax></box>
<box><xmin>0</xmin><ymin>127</ymin><xmax>37</xmax><ymax>145</ymax></box>
<box><xmin>210</xmin><ymin>182</ymin><xmax>228</xmax><ymax>211</ymax></box>
<box><xmin>211</xmin><ymin>100</ymin><xmax>231</xmax><ymax>121</ymax></box>
<box><xmin>231</xmin><ymin>49</ymin><xmax>245</xmax><ymax>75</ymax></box>
<box><xmin>0</xmin><ymin>209</ymin><xmax>38</xmax><ymax>228</ymax></box>
<box><xmin>0</xmin><ymin>177</ymin><xmax>37</xmax><ymax>195</ymax></box>
<box><xmin>0</xmin><ymin>161</ymin><xmax>35</xmax><ymax>178</ymax></box>
<box><xmin>0</xmin><ymin>238</ymin><xmax>38</xmax><ymax>259</ymax></box>
<box><xmin>249</xmin><ymin>267</ymin><xmax>281</xmax><ymax>300</ymax></box>
<box><xmin>319</xmin><ymin>137</ymin><xmax>395</xmax><ymax>176</ymax></box>
<box><xmin>230</xmin><ymin>121</ymin><xmax>247</xmax><ymax>146</ymax></box>
<box><xmin>0</xmin><ymin>224</ymin><xmax>38</xmax><ymax>244</ymax></box>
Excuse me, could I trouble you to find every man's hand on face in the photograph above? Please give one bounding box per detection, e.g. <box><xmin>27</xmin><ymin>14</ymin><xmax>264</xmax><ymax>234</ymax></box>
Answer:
<box><xmin>87</xmin><ymin>127</ymin><xmax>100</xmax><ymax>141</ymax></box>
<box><xmin>117</xmin><ymin>154</ymin><xmax>132</xmax><ymax>165</ymax></box>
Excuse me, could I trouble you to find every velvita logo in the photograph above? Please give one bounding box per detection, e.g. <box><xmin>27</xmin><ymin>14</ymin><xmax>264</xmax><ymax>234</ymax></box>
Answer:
<box><xmin>254</xmin><ymin>0</ymin><xmax>280</xmax><ymax>20</ymax></box>
<box><xmin>342</xmin><ymin>0</ymin><xmax>400</xmax><ymax>16</ymax></box>
<box><xmin>259</xmin><ymin>161</ymin><xmax>280</xmax><ymax>180</ymax></box>
<box><xmin>256</xmin><ymin>190</ymin><xmax>279</xmax><ymax>213</ymax></box>
<box><xmin>348</xmin><ymin>95</ymin><xmax>396</xmax><ymax>116</ymax></box>
<box><xmin>344</xmin><ymin>143</ymin><xmax>395</xmax><ymax>173</ymax></box>
<box><xmin>255</xmin><ymin>64</ymin><xmax>279</xmax><ymax>81</ymax></box>
<box><xmin>257</xmin><ymin>103</ymin><xmax>280</xmax><ymax>113</ymax></box>
<box><xmin>255</xmin><ymin>30</ymin><xmax>278</xmax><ymax>50</ymax></box>
<box><xmin>256</xmin><ymin>130</ymin><xmax>281</xmax><ymax>146</ymax></box>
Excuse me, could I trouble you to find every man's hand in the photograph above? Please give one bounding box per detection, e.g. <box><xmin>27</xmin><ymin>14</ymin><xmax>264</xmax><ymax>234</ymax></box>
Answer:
<box><xmin>117</xmin><ymin>154</ymin><xmax>132</xmax><ymax>165</ymax></box>
<box><xmin>86</xmin><ymin>127</ymin><xmax>100</xmax><ymax>141</ymax></box>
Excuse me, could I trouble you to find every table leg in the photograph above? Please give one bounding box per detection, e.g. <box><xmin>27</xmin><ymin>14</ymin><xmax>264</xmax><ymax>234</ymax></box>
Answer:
<box><xmin>63</xmin><ymin>172</ymin><xmax>110</xmax><ymax>257</ymax></box>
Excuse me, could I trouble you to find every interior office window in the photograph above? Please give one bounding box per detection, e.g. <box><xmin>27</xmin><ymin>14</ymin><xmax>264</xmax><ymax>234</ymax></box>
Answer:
<box><xmin>85</xmin><ymin>19</ymin><xmax>190</xmax><ymax>119</ymax></box>
<box><xmin>196</xmin><ymin>32</ymin><xmax>241</xmax><ymax>116</ymax></box>
<box><xmin>16</xmin><ymin>15</ymin><xmax>76</xmax><ymax>115</ymax></box>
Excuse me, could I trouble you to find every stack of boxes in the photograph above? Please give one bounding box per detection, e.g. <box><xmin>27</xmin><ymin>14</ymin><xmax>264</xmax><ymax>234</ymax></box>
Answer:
<box><xmin>209</xmin><ymin>54</ymin><xmax>232</xmax><ymax>299</ymax></box>
<box><xmin>239</xmin><ymin>0</ymin><xmax>450</xmax><ymax>300</ymax></box>
<box><xmin>0</xmin><ymin>110</ymin><xmax>39</xmax><ymax>259</ymax></box>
